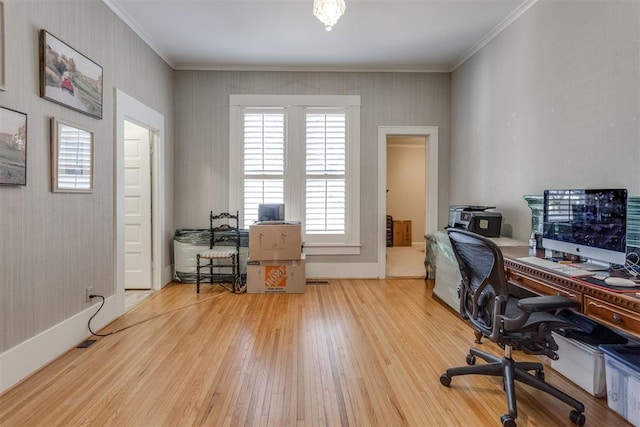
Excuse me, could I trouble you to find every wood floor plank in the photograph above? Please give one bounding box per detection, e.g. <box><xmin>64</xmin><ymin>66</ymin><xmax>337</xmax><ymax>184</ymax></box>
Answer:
<box><xmin>0</xmin><ymin>279</ymin><xmax>631</xmax><ymax>426</ymax></box>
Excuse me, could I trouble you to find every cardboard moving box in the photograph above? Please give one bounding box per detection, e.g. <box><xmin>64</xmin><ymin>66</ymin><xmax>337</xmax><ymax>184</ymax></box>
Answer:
<box><xmin>247</xmin><ymin>255</ymin><xmax>306</xmax><ymax>293</ymax></box>
<box><xmin>249</xmin><ymin>223</ymin><xmax>302</xmax><ymax>260</ymax></box>
<box><xmin>393</xmin><ymin>220</ymin><xmax>412</xmax><ymax>246</ymax></box>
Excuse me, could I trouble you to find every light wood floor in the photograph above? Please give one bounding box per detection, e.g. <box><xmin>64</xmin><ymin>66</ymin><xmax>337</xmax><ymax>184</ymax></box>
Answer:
<box><xmin>386</xmin><ymin>244</ymin><xmax>426</xmax><ymax>278</ymax></box>
<box><xmin>0</xmin><ymin>279</ymin><xmax>630</xmax><ymax>426</ymax></box>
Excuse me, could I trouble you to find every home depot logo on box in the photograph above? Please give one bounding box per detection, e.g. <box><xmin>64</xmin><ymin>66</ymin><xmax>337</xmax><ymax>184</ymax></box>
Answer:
<box><xmin>264</xmin><ymin>265</ymin><xmax>287</xmax><ymax>288</ymax></box>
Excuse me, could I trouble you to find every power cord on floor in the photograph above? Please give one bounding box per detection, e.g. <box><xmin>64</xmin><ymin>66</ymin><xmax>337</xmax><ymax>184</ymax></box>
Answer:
<box><xmin>85</xmin><ymin>289</ymin><xmax>231</xmax><ymax>340</ymax></box>
<box><xmin>87</xmin><ymin>295</ymin><xmax>114</xmax><ymax>337</ymax></box>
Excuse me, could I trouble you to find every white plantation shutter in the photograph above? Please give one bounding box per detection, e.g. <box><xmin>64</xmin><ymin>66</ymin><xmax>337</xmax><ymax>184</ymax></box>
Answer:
<box><xmin>305</xmin><ymin>112</ymin><xmax>346</xmax><ymax>233</ymax></box>
<box><xmin>242</xmin><ymin>111</ymin><xmax>285</xmax><ymax>228</ymax></box>
<box><xmin>230</xmin><ymin>95</ymin><xmax>360</xmax><ymax>255</ymax></box>
<box><xmin>58</xmin><ymin>124</ymin><xmax>92</xmax><ymax>190</ymax></box>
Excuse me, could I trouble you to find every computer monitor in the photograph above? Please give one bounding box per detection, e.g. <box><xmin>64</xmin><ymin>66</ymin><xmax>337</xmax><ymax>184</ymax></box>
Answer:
<box><xmin>542</xmin><ymin>189</ymin><xmax>627</xmax><ymax>266</ymax></box>
<box><xmin>258</xmin><ymin>203</ymin><xmax>285</xmax><ymax>222</ymax></box>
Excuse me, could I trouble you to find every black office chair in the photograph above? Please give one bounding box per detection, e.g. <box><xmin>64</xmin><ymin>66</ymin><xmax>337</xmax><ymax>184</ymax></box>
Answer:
<box><xmin>440</xmin><ymin>229</ymin><xmax>586</xmax><ymax>427</ymax></box>
<box><xmin>196</xmin><ymin>211</ymin><xmax>243</xmax><ymax>293</ymax></box>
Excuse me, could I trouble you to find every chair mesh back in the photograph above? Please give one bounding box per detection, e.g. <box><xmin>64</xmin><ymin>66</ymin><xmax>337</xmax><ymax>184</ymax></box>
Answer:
<box><xmin>448</xmin><ymin>229</ymin><xmax>508</xmax><ymax>334</ymax></box>
<box><xmin>455</xmin><ymin>242</ymin><xmax>495</xmax><ymax>294</ymax></box>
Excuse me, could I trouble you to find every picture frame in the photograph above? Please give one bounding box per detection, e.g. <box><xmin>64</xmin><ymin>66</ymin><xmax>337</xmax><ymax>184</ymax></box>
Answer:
<box><xmin>39</xmin><ymin>30</ymin><xmax>103</xmax><ymax>119</ymax></box>
<box><xmin>51</xmin><ymin>117</ymin><xmax>94</xmax><ymax>193</ymax></box>
<box><xmin>0</xmin><ymin>106</ymin><xmax>27</xmax><ymax>186</ymax></box>
<box><xmin>0</xmin><ymin>1</ymin><xmax>6</xmax><ymax>91</ymax></box>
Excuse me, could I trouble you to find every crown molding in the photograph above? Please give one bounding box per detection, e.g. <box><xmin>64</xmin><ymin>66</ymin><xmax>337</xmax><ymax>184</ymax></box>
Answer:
<box><xmin>102</xmin><ymin>0</ymin><xmax>176</xmax><ymax>69</ymax></box>
<box><xmin>449</xmin><ymin>0</ymin><xmax>539</xmax><ymax>72</ymax></box>
<box><xmin>173</xmin><ymin>63</ymin><xmax>451</xmax><ymax>73</ymax></box>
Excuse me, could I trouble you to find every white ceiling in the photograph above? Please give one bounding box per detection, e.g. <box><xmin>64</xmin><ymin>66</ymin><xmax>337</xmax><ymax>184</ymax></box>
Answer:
<box><xmin>103</xmin><ymin>0</ymin><xmax>536</xmax><ymax>72</ymax></box>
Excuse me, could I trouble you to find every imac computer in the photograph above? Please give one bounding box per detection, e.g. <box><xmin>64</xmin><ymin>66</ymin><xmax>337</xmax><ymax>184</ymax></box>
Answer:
<box><xmin>258</xmin><ymin>203</ymin><xmax>285</xmax><ymax>223</ymax></box>
<box><xmin>542</xmin><ymin>189</ymin><xmax>627</xmax><ymax>267</ymax></box>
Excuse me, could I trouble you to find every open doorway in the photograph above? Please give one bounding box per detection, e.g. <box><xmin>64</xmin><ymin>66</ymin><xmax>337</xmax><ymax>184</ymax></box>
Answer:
<box><xmin>377</xmin><ymin>126</ymin><xmax>439</xmax><ymax>279</ymax></box>
<box><xmin>115</xmin><ymin>89</ymin><xmax>165</xmax><ymax>315</ymax></box>
<box><xmin>386</xmin><ymin>136</ymin><xmax>426</xmax><ymax>278</ymax></box>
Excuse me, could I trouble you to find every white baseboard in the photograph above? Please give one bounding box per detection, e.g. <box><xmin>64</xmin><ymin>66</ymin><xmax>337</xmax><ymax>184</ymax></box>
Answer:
<box><xmin>305</xmin><ymin>262</ymin><xmax>380</xmax><ymax>279</ymax></box>
<box><xmin>0</xmin><ymin>295</ymin><xmax>121</xmax><ymax>394</ymax></box>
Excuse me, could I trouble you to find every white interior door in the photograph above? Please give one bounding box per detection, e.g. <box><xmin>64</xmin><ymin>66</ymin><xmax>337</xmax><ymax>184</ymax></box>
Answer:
<box><xmin>124</xmin><ymin>121</ymin><xmax>152</xmax><ymax>289</ymax></box>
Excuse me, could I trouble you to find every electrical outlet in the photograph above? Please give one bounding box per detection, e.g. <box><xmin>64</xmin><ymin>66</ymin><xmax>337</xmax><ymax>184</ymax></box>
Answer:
<box><xmin>85</xmin><ymin>287</ymin><xmax>93</xmax><ymax>303</ymax></box>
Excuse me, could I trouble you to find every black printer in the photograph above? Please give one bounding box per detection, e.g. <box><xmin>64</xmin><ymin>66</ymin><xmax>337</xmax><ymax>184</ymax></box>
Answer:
<box><xmin>448</xmin><ymin>205</ymin><xmax>502</xmax><ymax>237</ymax></box>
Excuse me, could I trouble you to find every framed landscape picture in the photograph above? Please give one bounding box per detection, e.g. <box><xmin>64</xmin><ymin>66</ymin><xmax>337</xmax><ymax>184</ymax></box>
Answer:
<box><xmin>39</xmin><ymin>30</ymin><xmax>103</xmax><ymax>119</ymax></box>
<box><xmin>0</xmin><ymin>106</ymin><xmax>27</xmax><ymax>186</ymax></box>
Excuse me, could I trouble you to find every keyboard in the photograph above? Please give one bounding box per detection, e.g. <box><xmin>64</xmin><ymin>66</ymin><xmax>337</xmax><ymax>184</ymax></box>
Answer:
<box><xmin>516</xmin><ymin>256</ymin><xmax>594</xmax><ymax>277</ymax></box>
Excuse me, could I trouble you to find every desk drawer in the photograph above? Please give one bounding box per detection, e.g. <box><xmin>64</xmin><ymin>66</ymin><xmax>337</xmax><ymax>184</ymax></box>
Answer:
<box><xmin>507</xmin><ymin>271</ymin><xmax>582</xmax><ymax>304</ymax></box>
<box><xmin>584</xmin><ymin>296</ymin><xmax>640</xmax><ymax>337</ymax></box>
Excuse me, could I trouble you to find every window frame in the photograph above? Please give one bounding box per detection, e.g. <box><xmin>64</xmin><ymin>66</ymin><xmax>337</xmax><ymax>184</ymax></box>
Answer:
<box><xmin>229</xmin><ymin>94</ymin><xmax>361</xmax><ymax>255</ymax></box>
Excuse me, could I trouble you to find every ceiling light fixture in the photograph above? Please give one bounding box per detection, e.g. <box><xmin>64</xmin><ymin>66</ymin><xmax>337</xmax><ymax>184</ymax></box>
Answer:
<box><xmin>313</xmin><ymin>0</ymin><xmax>346</xmax><ymax>31</ymax></box>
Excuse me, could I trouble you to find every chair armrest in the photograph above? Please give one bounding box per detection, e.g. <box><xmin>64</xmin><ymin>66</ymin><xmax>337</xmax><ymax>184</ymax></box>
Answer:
<box><xmin>517</xmin><ymin>295</ymin><xmax>579</xmax><ymax>313</ymax></box>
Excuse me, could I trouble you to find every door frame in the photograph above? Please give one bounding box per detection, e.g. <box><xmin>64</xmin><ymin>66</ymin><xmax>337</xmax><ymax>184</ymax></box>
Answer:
<box><xmin>377</xmin><ymin>126</ymin><xmax>438</xmax><ymax>279</ymax></box>
<box><xmin>115</xmin><ymin>89</ymin><xmax>165</xmax><ymax>312</ymax></box>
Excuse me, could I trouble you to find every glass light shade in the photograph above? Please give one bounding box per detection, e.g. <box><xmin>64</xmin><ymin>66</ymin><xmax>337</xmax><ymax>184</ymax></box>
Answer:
<box><xmin>313</xmin><ymin>0</ymin><xmax>346</xmax><ymax>31</ymax></box>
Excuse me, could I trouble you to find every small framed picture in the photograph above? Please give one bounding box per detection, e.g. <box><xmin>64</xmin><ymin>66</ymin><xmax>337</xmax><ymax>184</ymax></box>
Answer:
<box><xmin>0</xmin><ymin>106</ymin><xmax>27</xmax><ymax>186</ymax></box>
<box><xmin>51</xmin><ymin>117</ymin><xmax>94</xmax><ymax>192</ymax></box>
<box><xmin>39</xmin><ymin>30</ymin><xmax>103</xmax><ymax>119</ymax></box>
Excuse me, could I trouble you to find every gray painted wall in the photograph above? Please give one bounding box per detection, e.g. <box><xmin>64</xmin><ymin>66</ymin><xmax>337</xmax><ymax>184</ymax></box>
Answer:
<box><xmin>451</xmin><ymin>0</ymin><xmax>640</xmax><ymax>242</ymax></box>
<box><xmin>0</xmin><ymin>0</ymin><xmax>174</xmax><ymax>352</ymax></box>
<box><xmin>174</xmin><ymin>71</ymin><xmax>451</xmax><ymax>263</ymax></box>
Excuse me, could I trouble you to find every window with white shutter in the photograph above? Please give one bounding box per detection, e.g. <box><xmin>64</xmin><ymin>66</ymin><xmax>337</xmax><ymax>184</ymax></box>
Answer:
<box><xmin>242</xmin><ymin>111</ymin><xmax>285</xmax><ymax>228</ymax></box>
<box><xmin>229</xmin><ymin>95</ymin><xmax>360</xmax><ymax>255</ymax></box>
<box><xmin>305</xmin><ymin>111</ymin><xmax>346</xmax><ymax>234</ymax></box>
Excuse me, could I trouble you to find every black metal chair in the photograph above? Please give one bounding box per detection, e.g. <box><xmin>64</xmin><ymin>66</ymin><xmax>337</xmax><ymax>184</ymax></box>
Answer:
<box><xmin>196</xmin><ymin>211</ymin><xmax>243</xmax><ymax>293</ymax></box>
<box><xmin>440</xmin><ymin>229</ymin><xmax>586</xmax><ymax>427</ymax></box>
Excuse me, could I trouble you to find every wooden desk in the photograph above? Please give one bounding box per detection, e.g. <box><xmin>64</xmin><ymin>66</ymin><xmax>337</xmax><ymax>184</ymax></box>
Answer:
<box><xmin>502</xmin><ymin>246</ymin><xmax>640</xmax><ymax>340</ymax></box>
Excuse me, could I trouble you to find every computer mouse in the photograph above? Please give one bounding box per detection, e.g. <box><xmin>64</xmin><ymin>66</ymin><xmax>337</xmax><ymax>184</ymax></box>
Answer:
<box><xmin>604</xmin><ymin>277</ymin><xmax>638</xmax><ymax>287</ymax></box>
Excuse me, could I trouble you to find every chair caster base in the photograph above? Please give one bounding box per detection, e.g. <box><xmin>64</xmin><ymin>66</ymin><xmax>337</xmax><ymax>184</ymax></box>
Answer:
<box><xmin>501</xmin><ymin>414</ymin><xmax>516</xmax><ymax>427</ymax></box>
<box><xmin>569</xmin><ymin>410</ymin><xmax>585</xmax><ymax>426</ymax></box>
<box><xmin>439</xmin><ymin>374</ymin><xmax>451</xmax><ymax>387</ymax></box>
<box><xmin>466</xmin><ymin>354</ymin><xmax>476</xmax><ymax>365</ymax></box>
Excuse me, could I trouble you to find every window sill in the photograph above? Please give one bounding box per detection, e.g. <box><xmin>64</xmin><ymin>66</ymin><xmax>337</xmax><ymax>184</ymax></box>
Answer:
<box><xmin>303</xmin><ymin>243</ymin><xmax>361</xmax><ymax>256</ymax></box>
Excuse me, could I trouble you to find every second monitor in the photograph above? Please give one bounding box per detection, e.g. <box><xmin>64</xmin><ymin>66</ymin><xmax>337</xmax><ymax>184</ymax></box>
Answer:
<box><xmin>258</xmin><ymin>203</ymin><xmax>285</xmax><ymax>223</ymax></box>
